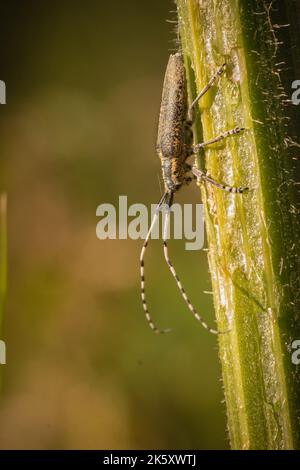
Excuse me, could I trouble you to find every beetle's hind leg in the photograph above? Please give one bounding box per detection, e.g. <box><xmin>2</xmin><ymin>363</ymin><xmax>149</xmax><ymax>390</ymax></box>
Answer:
<box><xmin>187</xmin><ymin>63</ymin><xmax>226</xmax><ymax>123</ymax></box>
<box><xmin>186</xmin><ymin>63</ymin><xmax>245</xmax><ymax>152</ymax></box>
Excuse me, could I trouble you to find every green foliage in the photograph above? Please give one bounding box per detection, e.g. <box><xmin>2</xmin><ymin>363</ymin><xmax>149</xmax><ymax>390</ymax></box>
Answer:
<box><xmin>177</xmin><ymin>0</ymin><xmax>300</xmax><ymax>449</ymax></box>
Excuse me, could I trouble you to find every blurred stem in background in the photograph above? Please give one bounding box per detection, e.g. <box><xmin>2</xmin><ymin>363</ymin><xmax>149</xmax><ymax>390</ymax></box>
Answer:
<box><xmin>177</xmin><ymin>0</ymin><xmax>300</xmax><ymax>449</ymax></box>
<box><xmin>0</xmin><ymin>193</ymin><xmax>7</xmax><ymax>386</ymax></box>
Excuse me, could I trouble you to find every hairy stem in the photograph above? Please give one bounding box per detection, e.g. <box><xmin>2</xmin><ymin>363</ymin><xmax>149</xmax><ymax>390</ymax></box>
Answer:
<box><xmin>177</xmin><ymin>0</ymin><xmax>300</xmax><ymax>450</ymax></box>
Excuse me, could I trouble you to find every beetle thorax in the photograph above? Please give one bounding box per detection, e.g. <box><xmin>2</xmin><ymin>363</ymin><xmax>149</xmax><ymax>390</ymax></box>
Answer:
<box><xmin>161</xmin><ymin>155</ymin><xmax>188</xmax><ymax>192</ymax></box>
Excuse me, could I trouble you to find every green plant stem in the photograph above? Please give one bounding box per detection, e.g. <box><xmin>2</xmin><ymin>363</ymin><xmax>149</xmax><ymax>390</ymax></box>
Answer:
<box><xmin>177</xmin><ymin>0</ymin><xmax>300</xmax><ymax>450</ymax></box>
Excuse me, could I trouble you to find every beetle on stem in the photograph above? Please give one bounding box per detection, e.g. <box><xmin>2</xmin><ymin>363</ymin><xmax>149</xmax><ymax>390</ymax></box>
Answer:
<box><xmin>140</xmin><ymin>52</ymin><xmax>248</xmax><ymax>335</ymax></box>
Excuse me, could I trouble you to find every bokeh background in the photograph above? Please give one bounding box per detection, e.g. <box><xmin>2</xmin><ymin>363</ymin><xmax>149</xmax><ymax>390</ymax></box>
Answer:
<box><xmin>0</xmin><ymin>0</ymin><xmax>228</xmax><ymax>449</ymax></box>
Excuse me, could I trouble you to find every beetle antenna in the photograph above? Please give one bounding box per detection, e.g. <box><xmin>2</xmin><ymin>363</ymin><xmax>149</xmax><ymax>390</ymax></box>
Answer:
<box><xmin>162</xmin><ymin>197</ymin><xmax>223</xmax><ymax>335</ymax></box>
<box><xmin>140</xmin><ymin>192</ymin><xmax>171</xmax><ymax>334</ymax></box>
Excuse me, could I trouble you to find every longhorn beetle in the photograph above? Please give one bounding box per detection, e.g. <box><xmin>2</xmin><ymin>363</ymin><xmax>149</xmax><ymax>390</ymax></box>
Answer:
<box><xmin>140</xmin><ymin>52</ymin><xmax>248</xmax><ymax>335</ymax></box>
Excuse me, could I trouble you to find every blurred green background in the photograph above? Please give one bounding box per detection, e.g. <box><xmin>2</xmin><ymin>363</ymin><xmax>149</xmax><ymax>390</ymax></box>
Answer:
<box><xmin>0</xmin><ymin>0</ymin><xmax>228</xmax><ymax>449</ymax></box>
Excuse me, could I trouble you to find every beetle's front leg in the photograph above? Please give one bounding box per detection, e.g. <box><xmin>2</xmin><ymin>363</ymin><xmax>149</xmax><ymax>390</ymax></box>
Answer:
<box><xmin>192</xmin><ymin>166</ymin><xmax>248</xmax><ymax>194</ymax></box>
